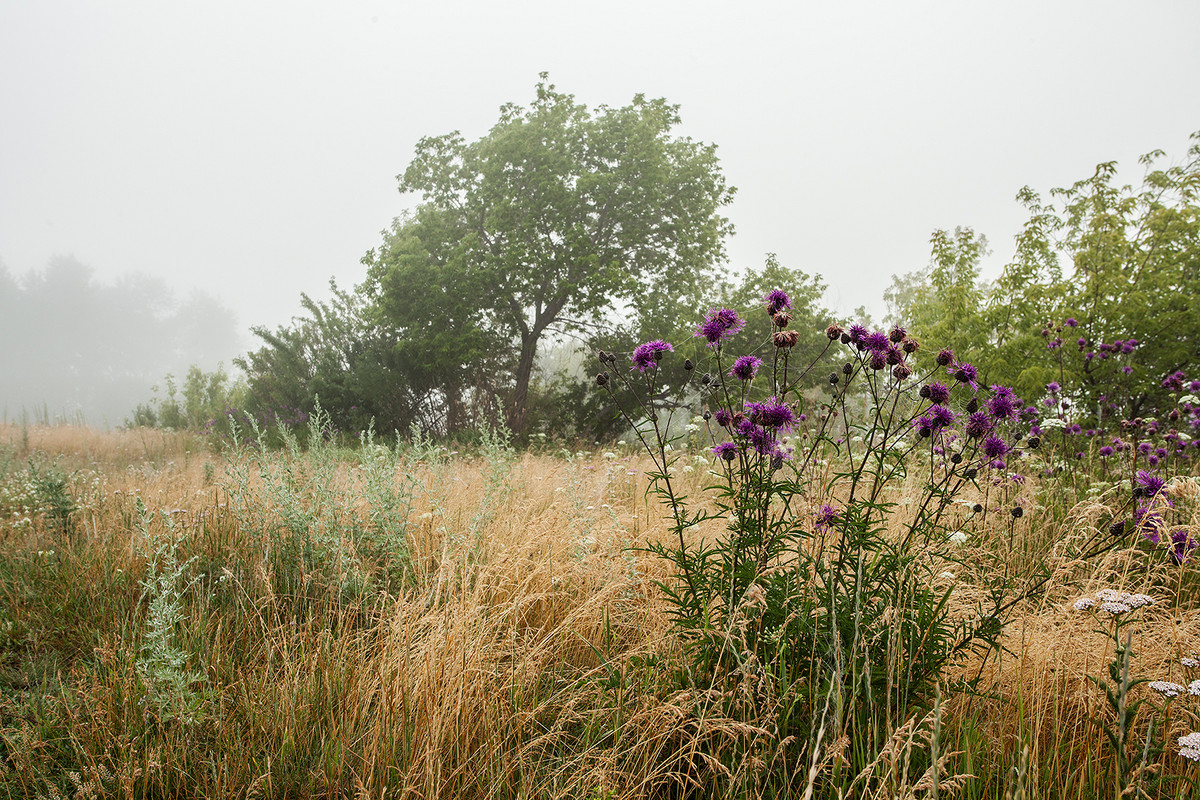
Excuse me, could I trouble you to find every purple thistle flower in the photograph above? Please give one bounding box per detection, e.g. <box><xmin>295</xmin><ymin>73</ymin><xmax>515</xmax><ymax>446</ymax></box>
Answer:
<box><xmin>1099</xmin><ymin>445</ymin><xmax>1114</xmax><ymax>457</ymax></box>
<box><xmin>745</xmin><ymin>398</ymin><xmax>794</xmax><ymax>429</ymax></box>
<box><xmin>863</xmin><ymin>331</ymin><xmax>891</xmax><ymax>354</ymax></box>
<box><xmin>929</xmin><ymin>405</ymin><xmax>956</xmax><ymax>429</ymax></box>
<box><xmin>1065</xmin><ymin>318</ymin><xmax>1078</xmax><ymax>327</ymax></box>
<box><xmin>815</xmin><ymin>504</ymin><xmax>838</xmax><ymax>532</ymax></box>
<box><xmin>927</xmin><ymin>382</ymin><xmax>952</xmax><ymax>405</ymax></box>
<box><xmin>729</xmin><ymin>355</ymin><xmax>763</xmax><ymax>381</ymax></box>
<box><xmin>736</xmin><ymin>419</ymin><xmax>774</xmax><ymax>455</ymax></box>
<box><xmin>764</xmin><ymin>289</ymin><xmax>791</xmax><ymax>315</ymax></box>
<box><xmin>987</xmin><ymin>393</ymin><xmax>1017</xmax><ymax>421</ymax></box>
<box><xmin>952</xmin><ymin>362</ymin><xmax>979</xmax><ymax>387</ymax></box>
<box><xmin>964</xmin><ymin>411</ymin><xmax>993</xmax><ymax>439</ymax></box>
<box><xmin>889</xmin><ymin>324</ymin><xmax>907</xmax><ymax>343</ymax></box>
<box><xmin>631</xmin><ymin>339</ymin><xmax>673</xmax><ymax>372</ymax></box>
<box><xmin>983</xmin><ymin>434</ymin><xmax>1010</xmax><ymax>459</ymax></box>
<box><xmin>694</xmin><ymin>308</ymin><xmax>745</xmax><ymax>347</ymax></box>
<box><xmin>712</xmin><ymin>441</ymin><xmax>739</xmax><ymax>461</ymax></box>
<box><xmin>1171</xmin><ymin>529</ymin><xmax>1197</xmax><ymax>563</ymax></box>
<box><xmin>1135</xmin><ymin>470</ymin><xmax>1165</xmax><ymax>497</ymax></box>
<box><xmin>914</xmin><ymin>415</ymin><xmax>935</xmax><ymax>437</ymax></box>
<box><xmin>713</xmin><ymin>408</ymin><xmax>733</xmax><ymax>427</ymax></box>
<box><xmin>847</xmin><ymin>324</ymin><xmax>868</xmax><ymax>346</ymax></box>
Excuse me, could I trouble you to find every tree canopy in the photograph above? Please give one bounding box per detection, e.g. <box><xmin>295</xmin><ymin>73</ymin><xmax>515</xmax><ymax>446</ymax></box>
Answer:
<box><xmin>368</xmin><ymin>75</ymin><xmax>735</xmax><ymax>435</ymax></box>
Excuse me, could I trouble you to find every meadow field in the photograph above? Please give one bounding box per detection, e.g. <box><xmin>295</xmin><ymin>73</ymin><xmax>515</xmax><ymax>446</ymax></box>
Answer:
<box><xmin>1</xmin><ymin>419</ymin><xmax>1198</xmax><ymax>799</ymax></box>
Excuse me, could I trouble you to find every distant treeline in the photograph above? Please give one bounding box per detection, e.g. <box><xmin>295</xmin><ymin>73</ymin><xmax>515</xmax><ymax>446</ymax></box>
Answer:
<box><xmin>0</xmin><ymin>255</ymin><xmax>243</xmax><ymax>427</ymax></box>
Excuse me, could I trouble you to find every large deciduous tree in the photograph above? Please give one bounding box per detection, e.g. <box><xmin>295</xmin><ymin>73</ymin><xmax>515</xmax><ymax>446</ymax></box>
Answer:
<box><xmin>373</xmin><ymin>76</ymin><xmax>734</xmax><ymax>435</ymax></box>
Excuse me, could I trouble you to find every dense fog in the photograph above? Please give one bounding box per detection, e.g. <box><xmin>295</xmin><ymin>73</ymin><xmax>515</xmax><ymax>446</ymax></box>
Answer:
<box><xmin>0</xmin><ymin>256</ymin><xmax>244</xmax><ymax>427</ymax></box>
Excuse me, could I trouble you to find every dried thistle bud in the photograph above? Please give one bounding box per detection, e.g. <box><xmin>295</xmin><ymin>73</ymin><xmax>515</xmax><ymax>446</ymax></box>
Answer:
<box><xmin>972</xmin><ymin>503</ymin><xmax>983</xmax><ymax>513</ymax></box>
<box><xmin>773</xmin><ymin>312</ymin><xmax>792</xmax><ymax>328</ymax></box>
<box><xmin>596</xmin><ymin>373</ymin><xmax>609</xmax><ymax>387</ymax></box>
<box><xmin>1027</xmin><ymin>436</ymin><xmax>1040</xmax><ymax>449</ymax></box>
<box><xmin>936</xmin><ymin>348</ymin><xmax>954</xmax><ymax>366</ymax></box>
<box><xmin>892</xmin><ymin>363</ymin><xmax>912</xmax><ymax>380</ymax></box>
<box><xmin>966</xmin><ymin>397</ymin><xmax>979</xmax><ymax>414</ymax></box>
<box><xmin>950</xmin><ymin>453</ymin><xmax>963</xmax><ymax>464</ymax></box>
<box><xmin>825</xmin><ymin>324</ymin><xmax>844</xmax><ymax>340</ymax></box>
<box><xmin>965</xmin><ymin>468</ymin><xmax>978</xmax><ymax>480</ymax></box>
<box><xmin>919</xmin><ymin>385</ymin><xmax>931</xmax><ymax>399</ymax></box>
<box><xmin>840</xmin><ymin>332</ymin><xmax>851</xmax><ymax>344</ymax></box>
<box><xmin>684</xmin><ymin>358</ymin><xmax>694</xmax><ymax>371</ymax></box>
<box><xmin>902</xmin><ymin>336</ymin><xmax>919</xmax><ymax>354</ymax></box>
<box><xmin>1110</xmin><ymin>519</ymin><xmax>1126</xmax><ymax>537</ymax></box>
<box><xmin>772</xmin><ymin>330</ymin><xmax>799</xmax><ymax>348</ymax></box>
<box><xmin>1011</xmin><ymin>506</ymin><xmax>1023</xmax><ymax>518</ymax></box>
<box><xmin>829</xmin><ymin>372</ymin><xmax>840</xmax><ymax>385</ymax></box>
<box><xmin>842</xmin><ymin>362</ymin><xmax>853</xmax><ymax>375</ymax></box>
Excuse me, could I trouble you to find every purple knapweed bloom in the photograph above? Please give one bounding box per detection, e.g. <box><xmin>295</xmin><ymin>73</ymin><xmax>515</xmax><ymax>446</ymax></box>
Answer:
<box><xmin>1135</xmin><ymin>470</ymin><xmax>1165</xmax><ymax>497</ymax></box>
<box><xmin>713</xmin><ymin>408</ymin><xmax>733</xmax><ymax>427</ymax></box>
<box><xmin>1065</xmin><ymin>318</ymin><xmax>1078</xmax><ymax>327</ymax></box>
<box><xmin>952</xmin><ymin>362</ymin><xmax>979</xmax><ymax>388</ymax></box>
<box><xmin>815</xmin><ymin>504</ymin><xmax>838</xmax><ymax>532</ymax></box>
<box><xmin>694</xmin><ymin>309</ymin><xmax>745</xmax><ymax>347</ymax></box>
<box><xmin>764</xmin><ymin>289</ymin><xmax>791</xmax><ymax>315</ymax></box>
<box><xmin>745</xmin><ymin>398</ymin><xmax>794</xmax><ymax>429</ymax></box>
<box><xmin>1099</xmin><ymin>445</ymin><xmax>1115</xmax><ymax>457</ymax></box>
<box><xmin>631</xmin><ymin>339</ymin><xmax>673</xmax><ymax>372</ymax></box>
<box><xmin>729</xmin><ymin>355</ymin><xmax>763</xmax><ymax>381</ymax></box>
<box><xmin>927</xmin><ymin>382</ymin><xmax>951</xmax><ymax>405</ymax></box>
<box><xmin>1171</xmin><ymin>529</ymin><xmax>1197</xmax><ymax>563</ymax></box>
<box><xmin>964</xmin><ymin>411</ymin><xmax>993</xmax><ymax>439</ymax></box>
<box><xmin>929</xmin><ymin>405</ymin><xmax>956</xmax><ymax>429</ymax></box>
<box><xmin>712</xmin><ymin>441</ymin><xmax>739</xmax><ymax>461</ymax></box>
<box><xmin>983</xmin><ymin>434</ymin><xmax>1010</xmax><ymax>459</ymax></box>
<box><xmin>987</xmin><ymin>391</ymin><xmax>1017</xmax><ymax>421</ymax></box>
<box><xmin>863</xmin><ymin>331</ymin><xmax>891</xmax><ymax>354</ymax></box>
<box><xmin>847</xmin><ymin>324</ymin><xmax>868</xmax><ymax>347</ymax></box>
<box><xmin>736</xmin><ymin>419</ymin><xmax>775</xmax><ymax>455</ymax></box>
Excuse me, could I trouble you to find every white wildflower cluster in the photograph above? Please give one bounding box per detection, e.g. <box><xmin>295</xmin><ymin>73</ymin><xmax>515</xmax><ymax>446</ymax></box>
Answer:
<box><xmin>1149</xmin><ymin>681</ymin><xmax>1187</xmax><ymax>698</ymax></box>
<box><xmin>1076</xmin><ymin>588</ymin><xmax>1155</xmax><ymax>615</ymax></box>
<box><xmin>1179</xmin><ymin>732</ymin><xmax>1200</xmax><ymax>761</ymax></box>
<box><xmin>947</xmin><ymin>531</ymin><xmax>969</xmax><ymax>545</ymax></box>
<box><xmin>1179</xmin><ymin>393</ymin><xmax>1200</xmax><ymax>407</ymax></box>
<box><xmin>1040</xmin><ymin>417</ymin><xmax>1069</xmax><ymax>431</ymax></box>
<box><xmin>1182</xmin><ymin>657</ymin><xmax>1199</xmax><ymax>668</ymax></box>
<box><xmin>1190</xmin><ymin>680</ymin><xmax>1200</xmax><ymax>697</ymax></box>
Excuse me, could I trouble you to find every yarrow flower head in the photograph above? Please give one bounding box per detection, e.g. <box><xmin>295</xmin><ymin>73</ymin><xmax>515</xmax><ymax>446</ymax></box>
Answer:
<box><xmin>729</xmin><ymin>355</ymin><xmax>763</xmax><ymax>381</ymax></box>
<box><xmin>1180</xmin><ymin>732</ymin><xmax>1200</xmax><ymax>761</ymax></box>
<box><xmin>1149</xmin><ymin>681</ymin><xmax>1187</xmax><ymax>698</ymax></box>
<box><xmin>631</xmin><ymin>339</ymin><xmax>673</xmax><ymax>372</ymax></box>
<box><xmin>694</xmin><ymin>308</ymin><xmax>745</xmax><ymax>347</ymax></box>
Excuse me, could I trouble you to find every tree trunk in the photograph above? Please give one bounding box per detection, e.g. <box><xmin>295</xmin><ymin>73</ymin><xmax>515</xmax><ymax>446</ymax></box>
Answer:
<box><xmin>506</xmin><ymin>334</ymin><xmax>538</xmax><ymax>436</ymax></box>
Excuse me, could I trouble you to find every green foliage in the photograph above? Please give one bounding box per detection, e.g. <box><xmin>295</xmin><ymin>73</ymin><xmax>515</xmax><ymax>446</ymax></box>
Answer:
<box><xmin>599</xmin><ymin>293</ymin><xmax>1141</xmax><ymax>794</ymax></box>
<box><xmin>370</xmin><ymin>74</ymin><xmax>734</xmax><ymax>436</ymax></box>
<box><xmin>129</xmin><ymin>363</ymin><xmax>246</xmax><ymax>432</ymax></box>
<box><xmin>887</xmin><ymin>133</ymin><xmax>1200</xmax><ymax>419</ymax></box>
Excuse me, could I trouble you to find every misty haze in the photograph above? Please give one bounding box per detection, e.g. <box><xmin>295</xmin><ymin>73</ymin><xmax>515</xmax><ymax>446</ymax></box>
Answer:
<box><xmin>2</xmin><ymin>2</ymin><xmax>1199</xmax><ymax>797</ymax></box>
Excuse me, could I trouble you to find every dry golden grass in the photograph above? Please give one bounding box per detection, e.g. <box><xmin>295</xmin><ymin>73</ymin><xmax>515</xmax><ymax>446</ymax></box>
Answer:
<box><xmin>1</xmin><ymin>423</ymin><xmax>1197</xmax><ymax>798</ymax></box>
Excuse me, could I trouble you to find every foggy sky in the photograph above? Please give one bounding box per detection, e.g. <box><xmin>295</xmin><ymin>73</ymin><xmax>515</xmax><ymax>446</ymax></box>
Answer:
<box><xmin>2</xmin><ymin>0</ymin><xmax>1198</xmax><ymax>346</ymax></box>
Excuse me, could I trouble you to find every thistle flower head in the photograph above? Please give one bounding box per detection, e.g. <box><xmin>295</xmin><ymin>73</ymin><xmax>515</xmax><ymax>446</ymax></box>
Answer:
<box><xmin>964</xmin><ymin>411</ymin><xmax>994</xmax><ymax>439</ymax></box>
<box><xmin>729</xmin><ymin>355</ymin><xmax>763</xmax><ymax>381</ymax></box>
<box><xmin>631</xmin><ymin>339</ymin><xmax>673</xmax><ymax>372</ymax></box>
<box><xmin>927</xmin><ymin>382</ymin><xmax>951</xmax><ymax>405</ymax></box>
<box><xmin>712</xmin><ymin>441</ymin><xmax>739</xmax><ymax>461</ymax></box>
<box><xmin>983</xmin><ymin>434</ymin><xmax>1010</xmax><ymax>459</ymax></box>
<box><xmin>764</xmin><ymin>289</ymin><xmax>791</xmax><ymax>316</ymax></box>
<box><xmin>745</xmin><ymin>398</ymin><xmax>794</xmax><ymax>429</ymax></box>
<box><xmin>694</xmin><ymin>308</ymin><xmax>745</xmax><ymax>347</ymax></box>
